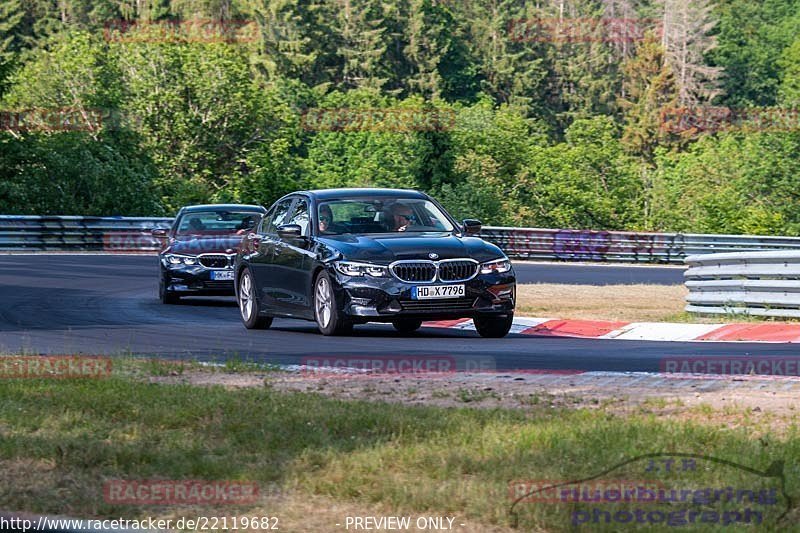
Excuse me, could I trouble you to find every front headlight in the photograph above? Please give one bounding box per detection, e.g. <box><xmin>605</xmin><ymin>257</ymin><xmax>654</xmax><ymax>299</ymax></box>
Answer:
<box><xmin>480</xmin><ymin>258</ymin><xmax>512</xmax><ymax>274</ymax></box>
<box><xmin>164</xmin><ymin>254</ymin><xmax>199</xmax><ymax>266</ymax></box>
<box><xmin>334</xmin><ymin>261</ymin><xmax>388</xmax><ymax>277</ymax></box>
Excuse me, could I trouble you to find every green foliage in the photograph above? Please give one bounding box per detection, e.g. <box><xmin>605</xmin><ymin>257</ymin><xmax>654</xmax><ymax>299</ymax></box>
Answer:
<box><xmin>650</xmin><ymin>132</ymin><xmax>800</xmax><ymax>235</ymax></box>
<box><xmin>0</xmin><ymin>0</ymin><xmax>799</xmax><ymax>235</ymax></box>
<box><xmin>512</xmin><ymin>116</ymin><xmax>643</xmax><ymax>230</ymax></box>
<box><xmin>0</xmin><ymin>131</ymin><xmax>161</xmax><ymax>215</ymax></box>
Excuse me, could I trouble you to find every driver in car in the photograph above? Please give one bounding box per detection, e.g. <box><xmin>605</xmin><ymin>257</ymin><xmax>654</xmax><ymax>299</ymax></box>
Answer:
<box><xmin>187</xmin><ymin>217</ymin><xmax>205</xmax><ymax>232</ymax></box>
<box><xmin>235</xmin><ymin>215</ymin><xmax>257</xmax><ymax>235</ymax></box>
<box><xmin>319</xmin><ymin>204</ymin><xmax>340</xmax><ymax>234</ymax></box>
<box><xmin>390</xmin><ymin>203</ymin><xmax>415</xmax><ymax>232</ymax></box>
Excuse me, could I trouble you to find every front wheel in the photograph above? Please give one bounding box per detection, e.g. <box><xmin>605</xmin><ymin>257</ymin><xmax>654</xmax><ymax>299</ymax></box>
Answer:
<box><xmin>314</xmin><ymin>271</ymin><xmax>351</xmax><ymax>336</ymax></box>
<box><xmin>474</xmin><ymin>314</ymin><xmax>514</xmax><ymax>338</ymax></box>
<box><xmin>159</xmin><ymin>279</ymin><xmax>180</xmax><ymax>304</ymax></box>
<box><xmin>238</xmin><ymin>268</ymin><xmax>273</xmax><ymax>330</ymax></box>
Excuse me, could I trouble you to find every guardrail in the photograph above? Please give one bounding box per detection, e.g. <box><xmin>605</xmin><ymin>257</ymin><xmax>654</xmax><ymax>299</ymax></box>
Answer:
<box><xmin>0</xmin><ymin>215</ymin><xmax>172</xmax><ymax>253</ymax></box>
<box><xmin>684</xmin><ymin>251</ymin><xmax>800</xmax><ymax>318</ymax></box>
<box><xmin>480</xmin><ymin>227</ymin><xmax>800</xmax><ymax>263</ymax></box>
<box><xmin>1</xmin><ymin>216</ymin><xmax>800</xmax><ymax>262</ymax></box>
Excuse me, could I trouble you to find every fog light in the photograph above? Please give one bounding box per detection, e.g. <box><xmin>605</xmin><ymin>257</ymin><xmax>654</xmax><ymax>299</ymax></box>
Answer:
<box><xmin>351</xmin><ymin>298</ymin><xmax>372</xmax><ymax>306</ymax></box>
<box><xmin>385</xmin><ymin>300</ymin><xmax>402</xmax><ymax>313</ymax></box>
<box><xmin>488</xmin><ymin>284</ymin><xmax>514</xmax><ymax>302</ymax></box>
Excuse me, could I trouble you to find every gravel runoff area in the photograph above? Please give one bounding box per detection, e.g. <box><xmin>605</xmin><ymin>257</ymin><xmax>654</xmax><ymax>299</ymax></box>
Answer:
<box><xmin>150</xmin><ymin>367</ymin><xmax>800</xmax><ymax>426</ymax></box>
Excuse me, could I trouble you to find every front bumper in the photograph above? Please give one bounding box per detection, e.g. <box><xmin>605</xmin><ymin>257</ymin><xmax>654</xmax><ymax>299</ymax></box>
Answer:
<box><xmin>161</xmin><ymin>264</ymin><xmax>235</xmax><ymax>296</ymax></box>
<box><xmin>332</xmin><ymin>270</ymin><xmax>516</xmax><ymax>322</ymax></box>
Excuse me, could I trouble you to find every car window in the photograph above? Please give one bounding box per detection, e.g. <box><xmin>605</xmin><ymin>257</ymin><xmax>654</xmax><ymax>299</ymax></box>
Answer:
<box><xmin>263</xmin><ymin>199</ymin><xmax>293</xmax><ymax>234</ymax></box>
<box><xmin>317</xmin><ymin>198</ymin><xmax>454</xmax><ymax>235</ymax></box>
<box><xmin>175</xmin><ymin>210</ymin><xmax>261</xmax><ymax>235</ymax></box>
<box><xmin>286</xmin><ymin>199</ymin><xmax>310</xmax><ymax>237</ymax></box>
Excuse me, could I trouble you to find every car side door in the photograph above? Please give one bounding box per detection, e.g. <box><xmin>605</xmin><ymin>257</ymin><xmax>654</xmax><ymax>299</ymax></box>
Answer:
<box><xmin>249</xmin><ymin>198</ymin><xmax>293</xmax><ymax>311</ymax></box>
<box><xmin>271</xmin><ymin>197</ymin><xmax>315</xmax><ymax>317</ymax></box>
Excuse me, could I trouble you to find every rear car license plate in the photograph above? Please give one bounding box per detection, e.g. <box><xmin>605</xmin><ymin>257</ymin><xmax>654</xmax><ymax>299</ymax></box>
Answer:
<box><xmin>413</xmin><ymin>284</ymin><xmax>465</xmax><ymax>299</ymax></box>
<box><xmin>211</xmin><ymin>270</ymin><xmax>235</xmax><ymax>281</ymax></box>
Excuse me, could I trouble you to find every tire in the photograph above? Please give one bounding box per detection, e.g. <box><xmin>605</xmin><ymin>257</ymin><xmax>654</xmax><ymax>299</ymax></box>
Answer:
<box><xmin>160</xmin><ymin>279</ymin><xmax>180</xmax><ymax>305</ymax></box>
<box><xmin>474</xmin><ymin>313</ymin><xmax>514</xmax><ymax>338</ymax></box>
<box><xmin>392</xmin><ymin>319</ymin><xmax>422</xmax><ymax>334</ymax></box>
<box><xmin>238</xmin><ymin>267</ymin><xmax>273</xmax><ymax>330</ymax></box>
<box><xmin>313</xmin><ymin>271</ymin><xmax>351</xmax><ymax>336</ymax></box>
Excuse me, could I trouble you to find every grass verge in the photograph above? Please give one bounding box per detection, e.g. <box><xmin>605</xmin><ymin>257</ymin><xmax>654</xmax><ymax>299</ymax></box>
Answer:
<box><xmin>0</xmin><ymin>357</ymin><xmax>798</xmax><ymax>531</ymax></box>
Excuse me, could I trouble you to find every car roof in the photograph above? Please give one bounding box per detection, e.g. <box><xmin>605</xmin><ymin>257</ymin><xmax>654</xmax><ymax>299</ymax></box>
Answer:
<box><xmin>300</xmin><ymin>188</ymin><xmax>428</xmax><ymax>201</ymax></box>
<box><xmin>179</xmin><ymin>204</ymin><xmax>266</xmax><ymax>213</ymax></box>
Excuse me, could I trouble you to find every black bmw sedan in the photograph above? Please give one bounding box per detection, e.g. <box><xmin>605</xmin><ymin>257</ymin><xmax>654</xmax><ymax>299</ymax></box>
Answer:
<box><xmin>235</xmin><ymin>189</ymin><xmax>516</xmax><ymax>337</ymax></box>
<box><xmin>154</xmin><ymin>204</ymin><xmax>267</xmax><ymax>304</ymax></box>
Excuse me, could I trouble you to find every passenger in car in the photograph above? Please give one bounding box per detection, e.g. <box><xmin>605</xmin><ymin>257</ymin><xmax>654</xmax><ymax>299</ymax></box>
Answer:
<box><xmin>389</xmin><ymin>203</ymin><xmax>415</xmax><ymax>232</ymax></box>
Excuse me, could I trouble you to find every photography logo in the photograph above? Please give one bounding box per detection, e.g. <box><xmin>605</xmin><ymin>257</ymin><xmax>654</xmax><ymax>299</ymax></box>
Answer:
<box><xmin>508</xmin><ymin>453</ymin><xmax>794</xmax><ymax>529</ymax></box>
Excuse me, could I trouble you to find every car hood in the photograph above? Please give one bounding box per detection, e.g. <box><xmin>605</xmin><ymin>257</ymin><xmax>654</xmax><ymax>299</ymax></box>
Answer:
<box><xmin>164</xmin><ymin>235</ymin><xmax>244</xmax><ymax>255</ymax></box>
<box><xmin>319</xmin><ymin>232</ymin><xmax>504</xmax><ymax>263</ymax></box>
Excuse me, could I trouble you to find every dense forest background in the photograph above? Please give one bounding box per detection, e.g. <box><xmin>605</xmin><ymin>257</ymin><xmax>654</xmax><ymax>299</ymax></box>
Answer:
<box><xmin>0</xmin><ymin>0</ymin><xmax>799</xmax><ymax>234</ymax></box>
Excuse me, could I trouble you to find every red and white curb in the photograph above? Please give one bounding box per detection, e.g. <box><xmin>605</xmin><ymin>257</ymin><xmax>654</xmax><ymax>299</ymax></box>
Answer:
<box><xmin>424</xmin><ymin>318</ymin><xmax>800</xmax><ymax>343</ymax></box>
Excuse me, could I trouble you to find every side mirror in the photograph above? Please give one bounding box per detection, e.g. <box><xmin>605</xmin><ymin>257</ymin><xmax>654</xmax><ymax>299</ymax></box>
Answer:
<box><xmin>277</xmin><ymin>224</ymin><xmax>303</xmax><ymax>240</ymax></box>
<box><xmin>151</xmin><ymin>228</ymin><xmax>168</xmax><ymax>238</ymax></box>
<box><xmin>462</xmin><ymin>219</ymin><xmax>482</xmax><ymax>236</ymax></box>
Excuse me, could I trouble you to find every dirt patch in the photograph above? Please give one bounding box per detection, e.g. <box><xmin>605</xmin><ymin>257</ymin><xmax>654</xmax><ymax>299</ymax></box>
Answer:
<box><xmin>516</xmin><ymin>283</ymin><xmax>689</xmax><ymax>322</ymax></box>
<box><xmin>149</xmin><ymin>370</ymin><xmax>800</xmax><ymax>434</ymax></box>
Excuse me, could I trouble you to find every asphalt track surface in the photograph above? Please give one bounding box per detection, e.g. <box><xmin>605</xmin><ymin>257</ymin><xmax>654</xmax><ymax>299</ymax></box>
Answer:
<box><xmin>0</xmin><ymin>255</ymin><xmax>794</xmax><ymax>373</ymax></box>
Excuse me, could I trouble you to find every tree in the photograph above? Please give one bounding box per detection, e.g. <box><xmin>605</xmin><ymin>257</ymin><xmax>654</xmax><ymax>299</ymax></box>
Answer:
<box><xmin>114</xmin><ymin>39</ymin><xmax>273</xmax><ymax>210</ymax></box>
<box><xmin>0</xmin><ymin>131</ymin><xmax>162</xmax><ymax>216</ymax></box>
<box><xmin>618</xmin><ymin>34</ymin><xmax>679</xmax><ymax>161</ymax></box>
<box><xmin>458</xmin><ymin>0</ymin><xmax>546</xmax><ymax>112</ymax></box>
<box><xmin>328</xmin><ymin>0</ymin><xmax>390</xmax><ymax>90</ymax></box>
<box><xmin>0</xmin><ymin>0</ymin><xmax>24</xmax><ymax>96</ymax></box>
<box><xmin>512</xmin><ymin>116</ymin><xmax>643</xmax><ymax>229</ymax></box>
<box><xmin>711</xmin><ymin>0</ymin><xmax>800</xmax><ymax>107</ymax></box>
<box><xmin>650</xmin><ymin>131</ymin><xmax>800</xmax><ymax>235</ymax></box>
<box><xmin>659</xmin><ymin>0</ymin><xmax>721</xmax><ymax>104</ymax></box>
<box><xmin>244</xmin><ymin>0</ymin><xmax>317</xmax><ymax>83</ymax></box>
<box><xmin>778</xmin><ymin>37</ymin><xmax>800</xmax><ymax>105</ymax></box>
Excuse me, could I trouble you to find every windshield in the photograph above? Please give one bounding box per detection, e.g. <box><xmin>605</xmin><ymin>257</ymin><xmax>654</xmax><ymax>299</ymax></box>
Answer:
<box><xmin>317</xmin><ymin>198</ymin><xmax>454</xmax><ymax>235</ymax></box>
<box><xmin>175</xmin><ymin>211</ymin><xmax>260</xmax><ymax>236</ymax></box>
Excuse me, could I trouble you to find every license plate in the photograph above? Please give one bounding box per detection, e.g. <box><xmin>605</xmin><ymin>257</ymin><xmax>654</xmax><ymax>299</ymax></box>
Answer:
<box><xmin>413</xmin><ymin>284</ymin><xmax>465</xmax><ymax>299</ymax></box>
<box><xmin>211</xmin><ymin>270</ymin><xmax>235</xmax><ymax>281</ymax></box>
